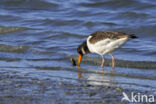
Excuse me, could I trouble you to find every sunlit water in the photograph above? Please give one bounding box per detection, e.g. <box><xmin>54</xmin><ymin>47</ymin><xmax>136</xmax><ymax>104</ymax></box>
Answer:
<box><xmin>0</xmin><ymin>0</ymin><xmax>156</xmax><ymax>92</ymax></box>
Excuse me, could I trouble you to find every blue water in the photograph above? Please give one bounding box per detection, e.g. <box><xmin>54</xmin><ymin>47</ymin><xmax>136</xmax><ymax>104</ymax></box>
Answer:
<box><xmin>0</xmin><ymin>0</ymin><xmax>156</xmax><ymax>94</ymax></box>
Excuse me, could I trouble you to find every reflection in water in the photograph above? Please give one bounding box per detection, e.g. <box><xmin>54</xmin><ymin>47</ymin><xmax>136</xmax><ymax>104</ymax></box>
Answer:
<box><xmin>86</xmin><ymin>73</ymin><xmax>115</xmax><ymax>86</ymax></box>
<box><xmin>77</xmin><ymin>66</ymin><xmax>115</xmax><ymax>86</ymax></box>
<box><xmin>77</xmin><ymin>65</ymin><xmax>82</xmax><ymax>78</ymax></box>
<box><xmin>77</xmin><ymin>72</ymin><xmax>82</xmax><ymax>78</ymax></box>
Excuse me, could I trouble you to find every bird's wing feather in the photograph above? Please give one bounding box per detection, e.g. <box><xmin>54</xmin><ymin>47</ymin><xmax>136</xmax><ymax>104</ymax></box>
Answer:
<box><xmin>89</xmin><ymin>31</ymin><xmax>129</xmax><ymax>44</ymax></box>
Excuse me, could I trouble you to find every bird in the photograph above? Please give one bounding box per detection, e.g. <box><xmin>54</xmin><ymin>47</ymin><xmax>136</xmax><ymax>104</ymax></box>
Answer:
<box><xmin>77</xmin><ymin>31</ymin><xmax>137</xmax><ymax>70</ymax></box>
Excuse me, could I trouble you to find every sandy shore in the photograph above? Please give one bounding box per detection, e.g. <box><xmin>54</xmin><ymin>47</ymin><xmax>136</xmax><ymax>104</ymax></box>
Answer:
<box><xmin>0</xmin><ymin>69</ymin><xmax>155</xmax><ymax>104</ymax></box>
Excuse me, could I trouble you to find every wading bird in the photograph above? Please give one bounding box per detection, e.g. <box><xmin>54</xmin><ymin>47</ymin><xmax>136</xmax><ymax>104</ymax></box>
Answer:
<box><xmin>77</xmin><ymin>31</ymin><xmax>137</xmax><ymax>70</ymax></box>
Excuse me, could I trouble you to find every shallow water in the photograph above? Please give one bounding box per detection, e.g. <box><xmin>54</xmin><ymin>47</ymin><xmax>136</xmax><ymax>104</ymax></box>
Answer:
<box><xmin>0</xmin><ymin>0</ymin><xmax>156</xmax><ymax>96</ymax></box>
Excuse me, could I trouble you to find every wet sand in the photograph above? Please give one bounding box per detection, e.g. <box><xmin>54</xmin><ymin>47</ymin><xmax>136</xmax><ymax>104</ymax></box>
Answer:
<box><xmin>0</xmin><ymin>69</ymin><xmax>155</xmax><ymax>104</ymax></box>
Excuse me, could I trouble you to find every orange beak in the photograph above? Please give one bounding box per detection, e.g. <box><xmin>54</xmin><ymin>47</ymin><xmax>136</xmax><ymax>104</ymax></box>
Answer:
<box><xmin>77</xmin><ymin>54</ymin><xmax>82</xmax><ymax>67</ymax></box>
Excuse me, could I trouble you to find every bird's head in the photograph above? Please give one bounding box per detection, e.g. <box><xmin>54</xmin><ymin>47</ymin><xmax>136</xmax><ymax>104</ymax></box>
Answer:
<box><xmin>77</xmin><ymin>41</ymin><xmax>90</xmax><ymax>67</ymax></box>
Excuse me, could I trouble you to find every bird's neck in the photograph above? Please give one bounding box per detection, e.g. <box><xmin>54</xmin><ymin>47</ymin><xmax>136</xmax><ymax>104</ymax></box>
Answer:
<box><xmin>82</xmin><ymin>41</ymin><xmax>90</xmax><ymax>54</ymax></box>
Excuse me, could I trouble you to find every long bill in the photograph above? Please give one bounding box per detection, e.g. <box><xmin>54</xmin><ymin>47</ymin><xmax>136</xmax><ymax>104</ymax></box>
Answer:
<box><xmin>77</xmin><ymin>54</ymin><xmax>82</xmax><ymax>67</ymax></box>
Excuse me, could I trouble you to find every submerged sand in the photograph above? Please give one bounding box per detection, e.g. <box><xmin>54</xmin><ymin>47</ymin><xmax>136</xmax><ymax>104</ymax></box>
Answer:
<box><xmin>0</xmin><ymin>69</ymin><xmax>155</xmax><ymax>104</ymax></box>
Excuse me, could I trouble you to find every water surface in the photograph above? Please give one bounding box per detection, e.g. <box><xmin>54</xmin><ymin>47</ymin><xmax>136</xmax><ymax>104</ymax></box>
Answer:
<box><xmin>0</xmin><ymin>0</ymin><xmax>156</xmax><ymax>96</ymax></box>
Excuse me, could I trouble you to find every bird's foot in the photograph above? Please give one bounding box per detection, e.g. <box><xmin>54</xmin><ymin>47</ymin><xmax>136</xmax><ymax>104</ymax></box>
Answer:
<box><xmin>112</xmin><ymin>67</ymin><xmax>115</xmax><ymax>72</ymax></box>
<box><xmin>101</xmin><ymin>65</ymin><xmax>104</xmax><ymax>71</ymax></box>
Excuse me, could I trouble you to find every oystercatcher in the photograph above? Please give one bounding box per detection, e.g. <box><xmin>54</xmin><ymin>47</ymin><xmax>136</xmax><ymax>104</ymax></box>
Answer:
<box><xmin>77</xmin><ymin>31</ymin><xmax>137</xmax><ymax>70</ymax></box>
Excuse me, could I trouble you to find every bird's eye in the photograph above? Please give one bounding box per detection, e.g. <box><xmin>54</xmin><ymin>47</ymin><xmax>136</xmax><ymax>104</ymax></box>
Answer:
<box><xmin>77</xmin><ymin>48</ymin><xmax>80</xmax><ymax>52</ymax></box>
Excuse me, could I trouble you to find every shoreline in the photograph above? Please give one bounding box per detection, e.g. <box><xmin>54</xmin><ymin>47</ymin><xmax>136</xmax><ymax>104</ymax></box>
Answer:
<box><xmin>0</xmin><ymin>69</ymin><xmax>155</xmax><ymax>104</ymax></box>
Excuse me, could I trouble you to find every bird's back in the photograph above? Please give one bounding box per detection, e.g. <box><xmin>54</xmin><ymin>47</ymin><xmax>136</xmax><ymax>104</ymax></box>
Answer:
<box><xmin>89</xmin><ymin>31</ymin><xmax>135</xmax><ymax>44</ymax></box>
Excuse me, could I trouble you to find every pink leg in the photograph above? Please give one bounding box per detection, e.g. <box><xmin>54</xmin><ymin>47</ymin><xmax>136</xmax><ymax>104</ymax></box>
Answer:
<box><xmin>101</xmin><ymin>55</ymin><xmax>105</xmax><ymax>68</ymax></box>
<box><xmin>110</xmin><ymin>54</ymin><xmax>115</xmax><ymax>71</ymax></box>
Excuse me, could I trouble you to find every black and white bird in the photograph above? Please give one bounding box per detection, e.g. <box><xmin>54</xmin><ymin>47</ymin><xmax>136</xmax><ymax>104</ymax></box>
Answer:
<box><xmin>77</xmin><ymin>31</ymin><xmax>137</xmax><ymax>70</ymax></box>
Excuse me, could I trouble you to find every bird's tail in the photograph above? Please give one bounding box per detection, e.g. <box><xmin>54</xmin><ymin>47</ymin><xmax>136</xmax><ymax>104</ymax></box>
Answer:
<box><xmin>129</xmin><ymin>34</ymin><xmax>138</xmax><ymax>39</ymax></box>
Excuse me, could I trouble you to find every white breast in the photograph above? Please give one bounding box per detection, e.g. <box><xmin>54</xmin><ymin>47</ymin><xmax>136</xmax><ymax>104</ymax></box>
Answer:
<box><xmin>87</xmin><ymin>36</ymin><xmax>128</xmax><ymax>55</ymax></box>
